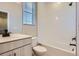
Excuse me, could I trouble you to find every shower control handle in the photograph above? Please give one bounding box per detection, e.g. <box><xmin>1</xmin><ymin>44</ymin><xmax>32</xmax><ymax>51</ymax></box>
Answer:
<box><xmin>69</xmin><ymin>43</ymin><xmax>76</xmax><ymax>46</ymax></box>
<box><xmin>72</xmin><ymin>37</ymin><xmax>76</xmax><ymax>41</ymax></box>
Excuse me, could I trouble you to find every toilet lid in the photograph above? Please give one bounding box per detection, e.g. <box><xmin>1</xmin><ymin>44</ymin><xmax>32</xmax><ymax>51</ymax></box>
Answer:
<box><xmin>33</xmin><ymin>45</ymin><xmax>47</xmax><ymax>52</ymax></box>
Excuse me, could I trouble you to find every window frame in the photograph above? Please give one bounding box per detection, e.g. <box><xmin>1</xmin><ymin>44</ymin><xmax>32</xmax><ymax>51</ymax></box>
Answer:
<box><xmin>22</xmin><ymin>2</ymin><xmax>37</xmax><ymax>26</ymax></box>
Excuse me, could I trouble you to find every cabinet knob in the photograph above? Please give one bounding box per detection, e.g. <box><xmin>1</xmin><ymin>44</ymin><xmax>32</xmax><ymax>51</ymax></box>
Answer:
<box><xmin>14</xmin><ymin>53</ymin><xmax>16</xmax><ymax>56</ymax></box>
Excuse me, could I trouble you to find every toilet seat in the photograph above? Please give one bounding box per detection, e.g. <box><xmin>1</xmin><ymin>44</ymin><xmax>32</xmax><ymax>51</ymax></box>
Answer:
<box><xmin>33</xmin><ymin>45</ymin><xmax>47</xmax><ymax>52</ymax></box>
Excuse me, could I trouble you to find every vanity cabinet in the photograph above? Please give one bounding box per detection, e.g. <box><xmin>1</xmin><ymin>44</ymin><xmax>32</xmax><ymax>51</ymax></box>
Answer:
<box><xmin>0</xmin><ymin>34</ymin><xmax>32</xmax><ymax>56</ymax></box>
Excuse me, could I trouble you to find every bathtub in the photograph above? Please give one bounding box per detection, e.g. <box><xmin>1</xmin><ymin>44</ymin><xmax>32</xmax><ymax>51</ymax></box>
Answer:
<box><xmin>38</xmin><ymin>42</ymin><xmax>75</xmax><ymax>56</ymax></box>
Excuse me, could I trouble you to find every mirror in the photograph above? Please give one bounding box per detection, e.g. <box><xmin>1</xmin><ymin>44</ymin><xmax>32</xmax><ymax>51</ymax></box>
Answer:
<box><xmin>0</xmin><ymin>11</ymin><xmax>7</xmax><ymax>34</ymax></box>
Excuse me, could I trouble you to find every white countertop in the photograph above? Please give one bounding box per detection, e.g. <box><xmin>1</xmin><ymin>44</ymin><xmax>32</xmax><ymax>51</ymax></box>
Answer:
<box><xmin>0</xmin><ymin>33</ymin><xmax>32</xmax><ymax>44</ymax></box>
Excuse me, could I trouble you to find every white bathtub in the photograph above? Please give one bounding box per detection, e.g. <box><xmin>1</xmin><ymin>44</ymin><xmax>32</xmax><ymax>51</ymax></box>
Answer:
<box><xmin>38</xmin><ymin>42</ymin><xmax>75</xmax><ymax>56</ymax></box>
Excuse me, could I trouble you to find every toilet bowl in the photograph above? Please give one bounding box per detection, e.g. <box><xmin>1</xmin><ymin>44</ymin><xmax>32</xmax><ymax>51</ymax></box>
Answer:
<box><xmin>32</xmin><ymin>37</ymin><xmax>47</xmax><ymax>56</ymax></box>
<box><xmin>33</xmin><ymin>45</ymin><xmax>47</xmax><ymax>56</ymax></box>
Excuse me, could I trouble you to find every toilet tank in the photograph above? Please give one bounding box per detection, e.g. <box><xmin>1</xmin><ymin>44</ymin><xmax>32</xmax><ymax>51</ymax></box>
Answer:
<box><xmin>32</xmin><ymin>37</ymin><xmax>38</xmax><ymax>47</ymax></box>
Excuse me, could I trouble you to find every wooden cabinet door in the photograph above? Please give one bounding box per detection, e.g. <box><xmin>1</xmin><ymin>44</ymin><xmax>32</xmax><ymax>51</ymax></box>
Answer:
<box><xmin>12</xmin><ymin>48</ymin><xmax>21</xmax><ymax>56</ymax></box>
<box><xmin>23</xmin><ymin>44</ymin><xmax>32</xmax><ymax>56</ymax></box>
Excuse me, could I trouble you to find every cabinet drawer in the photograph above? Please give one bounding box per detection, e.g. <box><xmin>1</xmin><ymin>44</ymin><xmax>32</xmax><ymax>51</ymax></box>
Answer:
<box><xmin>0</xmin><ymin>51</ymin><xmax>12</xmax><ymax>56</ymax></box>
<box><xmin>0</xmin><ymin>42</ymin><xmax>11</xmax><ymax>54</ymax></box>
<box><xmin>23</xmin><ymin>38</ymin><xmax>32</xmax><ymax>45</ymax></box>
<box><xmin>10</xmin><ymin>38</ymin><xmax>32</xmax><ymax>50</ymax></box>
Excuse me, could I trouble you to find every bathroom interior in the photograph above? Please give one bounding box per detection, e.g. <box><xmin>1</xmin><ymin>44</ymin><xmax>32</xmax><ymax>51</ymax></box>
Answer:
<box><xmin>0</xmin><ymin>2</ymin><xmax>79</xmax><ymax>56</ymax></box>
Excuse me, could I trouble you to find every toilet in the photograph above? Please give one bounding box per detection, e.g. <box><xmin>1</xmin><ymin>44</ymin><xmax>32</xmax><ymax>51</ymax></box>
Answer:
<box><xmin>32</xmin><ymin>37</ymin><xmax>47</xmax><ymax>56</ymax></box>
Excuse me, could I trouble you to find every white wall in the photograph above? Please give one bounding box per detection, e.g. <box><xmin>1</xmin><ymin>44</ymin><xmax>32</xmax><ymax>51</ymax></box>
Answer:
<box><xmin>77</xmin><ymin>2</ymin><xmax>79</xmax><ymax>56</ymax></box>
<box><xmin>37</xmin><ymin>2</ymin><xmax>76</xmax><ymax>54</ymax></box>
<box><xmin>0</xmin><ymin>2</ymin><xmax>22</xmax><ymax>33</ymax></box>
<box><xmin>23</xmin><ymin>25</ymin><xmax>37</xmax><ymax>36</ymax></box>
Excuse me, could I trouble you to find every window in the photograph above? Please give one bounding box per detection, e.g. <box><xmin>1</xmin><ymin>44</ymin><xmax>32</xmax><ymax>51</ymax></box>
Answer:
<box><xmin>23</xmin><ymin>2</ymin><xmax>36</xmax><ymax>25</ymax></box>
